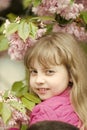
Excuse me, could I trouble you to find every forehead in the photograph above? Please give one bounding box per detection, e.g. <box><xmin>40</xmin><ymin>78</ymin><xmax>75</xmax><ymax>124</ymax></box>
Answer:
<box><xmin>27</xmin><ymin>37</ymin><xmax>66</xmax><ymax>69</ymax></box>
<box><xmin>29</xmin><ymin>54</ymin><xmax>62</xmax><ymax>69</ymax></box>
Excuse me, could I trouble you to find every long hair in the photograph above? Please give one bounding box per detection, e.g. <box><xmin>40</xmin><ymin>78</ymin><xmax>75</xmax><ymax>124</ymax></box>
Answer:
<box><xmin>24</xmin><ymin>32</ymin><xmax>87</xmax><ymax>129</ymax></box>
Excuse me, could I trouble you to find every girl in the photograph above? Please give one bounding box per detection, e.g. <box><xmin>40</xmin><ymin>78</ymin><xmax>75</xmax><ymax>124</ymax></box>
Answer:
<box><xmin>24</xmin><ymin>32</ymin><xmax>87</xmax><ymax>129</ymax></box>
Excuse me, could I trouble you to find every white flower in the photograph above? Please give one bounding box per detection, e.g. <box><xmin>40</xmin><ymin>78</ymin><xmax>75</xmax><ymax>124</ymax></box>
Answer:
<box><xmin>3</xmin><ymin>19</ymin><xmax>11</xmax><ymax>35</ymax></box>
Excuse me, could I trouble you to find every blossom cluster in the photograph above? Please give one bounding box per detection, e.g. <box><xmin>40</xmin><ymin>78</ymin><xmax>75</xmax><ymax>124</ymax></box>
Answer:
<box><xmin>4</xmin><ymin>18</ymin><xmax>47</xmax><ymax>60</ymax></box>
<box><xmin>53</xmin><ymin>22</ymin><xmax>87</xmax><ymax>41</ymax></box>
<box><xmin>32</xmin><ymin>0</ymin><xmax>83</xmax><ymax>20</ymax></box>
<box><xmin>8</xmin><ymin>32</ymin><xmax>36</xmax><ymax>60</ymax></box>
<box><xmin>32</xmin><ymin>0</ymin><xmax>87</xmax><ymax>41</ymax></box>
<box><xmin>0</xmin><ymin>79</ymin><xmax>41</xmax><ymax>129</ymax></box>
<box><xmin>0</xmin><ymin>90</ymin><xmax>30</xmax><ymax>128</ymax></box>
<box><xmin>76</xmin><ymin>0</ymin><xmax>87</xmax><ymax>10</ymax></box>
<box><xmin>3</xmin><ymin>0</ymin><xmax>87</xmax><ymax>60</ymax></box>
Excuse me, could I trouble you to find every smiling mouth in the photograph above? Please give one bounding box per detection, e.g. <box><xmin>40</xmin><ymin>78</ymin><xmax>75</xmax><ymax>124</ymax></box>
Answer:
<box><xmin>36</xmin><ymin>88</ymin><xmax>49</xmax><ymax>94</ymax></box>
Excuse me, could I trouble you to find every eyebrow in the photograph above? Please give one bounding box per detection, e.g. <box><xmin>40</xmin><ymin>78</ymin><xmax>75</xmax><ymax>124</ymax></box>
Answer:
<box><xmin>29</xmin><ymin>67</ymin><xmax>35</xmax><ymax>70</ymax></box>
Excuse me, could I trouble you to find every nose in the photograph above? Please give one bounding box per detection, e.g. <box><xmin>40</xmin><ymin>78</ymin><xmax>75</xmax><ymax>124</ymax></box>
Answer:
<box><xmin>35</xmin><ymin>74</ymin><xmax>45</xmax><ymax>84</ymax></box>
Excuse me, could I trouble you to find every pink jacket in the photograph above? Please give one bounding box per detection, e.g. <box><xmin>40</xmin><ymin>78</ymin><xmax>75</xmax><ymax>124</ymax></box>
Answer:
<box><xmin>30</xmin><ymin>88</ymin><xmax>80</xmax><ymax>127</ymax></box>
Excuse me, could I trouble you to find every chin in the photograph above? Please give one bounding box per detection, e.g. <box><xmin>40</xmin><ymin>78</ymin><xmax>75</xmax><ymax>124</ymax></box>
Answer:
<box><xmin>38</xmin><ymin>96</ymin><xmax>47</xmax><ymax>100</ymax></box>
<box><xmin>39</xmin><ymin>96</ymin><xmax>52</xmax><ymax>101</ymax></box>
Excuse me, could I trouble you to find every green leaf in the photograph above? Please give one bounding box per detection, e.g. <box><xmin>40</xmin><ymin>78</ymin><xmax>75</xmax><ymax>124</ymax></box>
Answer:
<box><xmin>0</xmin><ymin>35</ymin><xmax>9</xmax><ymax>51</ymax></box>
<box><xmin>9</xmin><ymin>101</ymin><xmax>26</xmax><ymax>114</ymax></box>
<box><xmin>0</xmin><ymin>102</ymin><xmax>3</xmax><ymax>115</ymax></box>
<box><xmin>11</xmin><ymin>81</ymin><xmax>24</xmax><ymax>92</ymax></box>
<box><xmin>21</xmin><ymin>97</ymin><xmax>35</xmax><ymax>111</ymax></box>
<box><xmin>3</xmin><ymin>90</ymin><xmax>9</xmax><ymax>99</ymax></box>
<box><xmin>37</xmin><ymin>16</ymin><xmax>55</xmax><ymax>22</ymax></box>
<box><xmin>0</xmin><ymin>24</ymin><xmax>4</xmax><ymax>34</ymax></box>
<box><xmin>2</xmin><ymin>103</ymin><xmax>11</xmax><ymax>124</ymax></box>
<box><xmin>29</xmin><ymin>22</ymin><xmax>38</xmax><ymax>38</ymax></box>
<box><xmin>80</xmin><ymin>11</ymin><xmax>87</xmax><ymax>24</ymax></box>
<box><xmin>33</xmin><ymin>0</ymin><xmax>42</xmax><ymax>7</ymax></box>
<box><xmin>6</xmin><ymin>23</ymin><xmax>18</xmax><ymax>36</ymax></box>
<box><xmin>23</xmin><ymin>0</ymin><xmax>32</xmax><ymax>9</ymax></box>
<box><xmin>46</xmin><ymin>24</ymin><xmax>53</xmax><ymax>34</ymax></box>
<box><xmin>16</xmin><ymin>86</ymin><xmax>28</xmax><ymax>97</ymax></box>
<box><xmin>18</xmin><ymin>21</ymin><xmax>30</xmax><ymax>41</ymax></box>
<box><xmin>7</xmin><ymin>13</ymin><xmax>17</xmax><ymax>21</ymax></box>
<box><xmin>24</xmin><ymin>93</ymin><xmax>41</xmax><ymax>103</ymax></box>
<box><xmin>70</xmin><ymin>0</ymin><xmax>74</xmax><ymax>4</ymax></box>
<box><xmin>11</xmin><ymin>81</ymin><xmax>28</xmax><ymax>97</ymax></box>
<box><xmin>21</xmin><ymin>124</ymin><xmax>28</xmax><ymax>130</ymax></box>
<box><xmin>55</xmin><ymin>14</ymin><xmax>71</xmax><ymax>25</ymax></box>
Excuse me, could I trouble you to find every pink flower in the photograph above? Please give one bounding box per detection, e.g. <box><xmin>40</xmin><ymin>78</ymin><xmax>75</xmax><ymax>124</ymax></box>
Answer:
<box><xmin>11</xmin><ymin>110</ymin><xmax>30</xmax><ymax>125</ymax></box>
<box><xmin>60</xmin><ymin>3</ymin><xmax>84</xmax><ymax>20</ymax></box>
<box><xmin>53</xmin><ymin>22</ymin><xmax>87</xmax><ymax>41</ymax></box>
<box><xmin>32</xmin><ymin>0</ymin><xmax>70</xmax><ymax>16</ymax></box>
<box><xmin>0</xmin><ymin>90</ymin><xmax>30</xmax><ymax>128</ymax></box>
<box><xmin>32</xmin><ymin>0</ymin><xmax>84</xmax><ymax>20</ymax></box>
<box><xmin>36</xmin><ymin>28</ymin><xmax>47</xmax><ymax>39</ymax></box>
<box><xmin>7</xmin><ymin>26</ymin><xmax>47</xmax><ymax>60</ymax></box>
<box><xmin>8</xmin><ymin>33</ymin><xmax>36</xmax><ymax>60</ymax></box>
<box><xmin>76</xmin><ymin>0</ymin><xmax>87</xmax><ymax>10</ymax></box>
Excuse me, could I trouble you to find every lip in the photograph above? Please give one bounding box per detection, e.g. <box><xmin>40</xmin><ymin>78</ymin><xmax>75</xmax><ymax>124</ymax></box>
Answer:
<box><xmin>36</xmin><ymin>88</ymin><xmax>49</xmax><ymax>94</ymax></box>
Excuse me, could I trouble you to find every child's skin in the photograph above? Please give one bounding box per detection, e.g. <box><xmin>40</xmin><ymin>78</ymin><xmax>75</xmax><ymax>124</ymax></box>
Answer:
<box><xmin>29</xmin><ymin>60</ymin><xmax>70</xmax><ymax>100</ymax></box>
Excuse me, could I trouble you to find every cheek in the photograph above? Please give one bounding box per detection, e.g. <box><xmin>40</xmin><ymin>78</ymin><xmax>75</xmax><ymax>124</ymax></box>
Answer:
<box><xmin>29</xmin><ymin>78</ymin><xmax>34</xmax><ymax>87</ymax></box>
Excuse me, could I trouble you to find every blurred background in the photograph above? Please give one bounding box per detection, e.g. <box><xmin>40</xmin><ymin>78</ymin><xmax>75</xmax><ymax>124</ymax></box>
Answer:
<box><xmin>0</xmin><ymin>0</ymin><xmax>26</xmax><ymax>90</ymax></box>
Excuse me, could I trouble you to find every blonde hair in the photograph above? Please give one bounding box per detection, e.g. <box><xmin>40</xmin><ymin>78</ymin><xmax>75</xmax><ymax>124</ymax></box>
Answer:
<box><xmin>24</xmin><ymin>32</ymin><xmax>87</xmax><ymax>129</ymax></box>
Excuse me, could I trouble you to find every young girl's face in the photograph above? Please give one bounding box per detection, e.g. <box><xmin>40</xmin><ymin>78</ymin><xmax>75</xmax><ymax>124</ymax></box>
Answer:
<box><xmin>29</xmin><ymin>61</ymin><xmax>70</xmax><ymax>100</ymax></box>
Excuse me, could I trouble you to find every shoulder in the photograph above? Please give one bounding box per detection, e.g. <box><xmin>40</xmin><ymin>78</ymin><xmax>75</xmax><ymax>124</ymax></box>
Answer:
<box><xmin>30</xmin><ymin>101</ymin><xmax>58</xmax><ymax>117</ymax></box>
<box><xmin>29</xmin><ymin>102</ymin><xmax>58</xmax><ymax>125</ymax></box>
<box><xmin>31</xmin><ymin>94</ymin><xmax>71</xmax><ymax>114</ymax></box>
<box><xmin>30</xmin><ymin>95</ymin><xmax>80</xmax><ymax>126</ymax></box>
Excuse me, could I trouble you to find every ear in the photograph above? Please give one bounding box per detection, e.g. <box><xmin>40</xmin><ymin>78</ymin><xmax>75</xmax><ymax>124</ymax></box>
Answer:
<box><xmin>69</xmin><ymin>78</ymin><xmax>73</xmax><ymax>82</ymax></box>
<box><xmin>68</xmin><ymin>78</ymin><xmax>73</xmax><ymax>86</ymax></box>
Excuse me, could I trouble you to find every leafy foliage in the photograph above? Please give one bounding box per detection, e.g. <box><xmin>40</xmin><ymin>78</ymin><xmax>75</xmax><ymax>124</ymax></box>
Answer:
<box><xmin>0</xmin><ymin>80</ymin><xmax>41</xmax><ymax>126</ymax></box>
